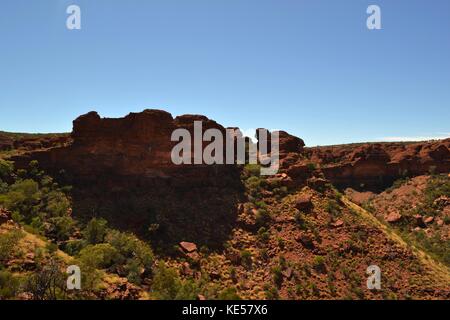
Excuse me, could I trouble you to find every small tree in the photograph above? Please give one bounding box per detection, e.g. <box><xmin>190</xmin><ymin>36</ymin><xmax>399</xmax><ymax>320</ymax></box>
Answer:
<box><xmin>25</xmin><ymin>258</ymin><xmax>67</xmax><ymax>300</ymax></box>
<box><xmin>83</xmin><ymin>218</ymin><xmax>108</xmax><ymax>244</ymax></box>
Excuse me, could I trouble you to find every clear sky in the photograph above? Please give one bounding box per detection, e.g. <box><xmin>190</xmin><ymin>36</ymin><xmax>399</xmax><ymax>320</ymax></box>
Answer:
<box><xmin>1</xmin><ymin>0</ymin><xmax>449</xmax><ymax>146</ymax></box>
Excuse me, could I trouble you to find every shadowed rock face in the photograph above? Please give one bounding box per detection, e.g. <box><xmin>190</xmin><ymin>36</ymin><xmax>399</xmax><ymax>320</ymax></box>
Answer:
<box><xmin>0</xmin><ymin>132</ymin><xmax>69</xmax><ymax>152</ymax></box>
<box><xmin>8</xmin><ymin>109</ymin><xmax>449</xmax><ymax>244</ymax></box>
<box><xmin>307</xmin><ymin>140</ymin><xmax>450</xmax><ymax>191</ymax></box>
<box><xmin>12</xmin><ymin>110</ymin><xmax>244</xmax><ymax>249</ymax></box>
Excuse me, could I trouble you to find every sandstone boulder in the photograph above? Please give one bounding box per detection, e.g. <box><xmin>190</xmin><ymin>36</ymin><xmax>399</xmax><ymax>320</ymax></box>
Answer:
<box><xmin>179</xmin><ymin>241</ymin><xmax>198</xmax><ymax>253</ymax></box>
<box><xmin>386</xmin><ymin>212</ymin><xmax>402</xmax><ymax>223</ymax></box>
<box><xmin>0</xmin><ymin>208</ymin><xmax>11</xmax><ymax>224</ymax></box>
<box><xmin>295</xmin><ymin>194</ymin><xmax>313</xmax><ymax>211</ymax></box>
<box><xmin>424</xmin><ymin>216</ymin><xmax>434</xmax><ymax>224</ymax></box>
<box><xmin>331</xmin><ymin>219</ymin><xmax>344</xmax><ymax>228</ymax></box>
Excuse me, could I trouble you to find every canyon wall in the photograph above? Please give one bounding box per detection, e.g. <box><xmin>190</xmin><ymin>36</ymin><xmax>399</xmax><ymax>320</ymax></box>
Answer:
<box><xmin>7</xmin><ymin>110</ymin><xmax>450</xmax><ymax>246</ymax></box>
<box><xmin>11</xmin><ymin>110</ymin><xmax>244</xmax><ymax>248</ymax></box>
<box><xmin>307</xmin><ymin>140</ymin><xmax>450</xmax><ymax>191</ymax></box>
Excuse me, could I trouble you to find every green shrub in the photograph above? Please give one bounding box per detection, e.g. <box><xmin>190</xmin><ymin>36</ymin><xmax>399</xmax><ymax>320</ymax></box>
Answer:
<box><xmin>273</xmin><ymin>186</ymin><xmax>288</xmax><ymax>198</ymax></box>
<box><xmin>277</xmin><ymin>237</ymin><xmax>285</xmax><ymax>249</ymax></box>
<box><xmin>254</xmin><ymin>200</ymin><xmax>267</xmax><ymax>209</ymax></box>
<box><xmin>83</xmin><ymin>218</ymin><xmax>108</xmax><ymax>244</ymax></box>
<box><xmin>325</xmin><ymin>200</ymin><xmax>341</xmax><ymax>216</ymax></box>
<box><xmin>151</xmin><ymin>262</ymin><xmax>199</xmax><ymax>300</ymax></box>
<box><xmin>424</xmin><ymin>175</ymin><xmax>450</xmax><ymax>205</ymax></box>
<box><xmin>243</xmin><ymin>164</ymin><xmax>261</xmax><ymax>177</ymax></box>
<box><xmin>218</xmin><ymin>287</ymin><xmax>241</xmax><ymax>300</ymax></box>
<box><xmin>264</xmin><ymin>285</ymin><xmax>279</xmax><ymax>299</ymax></box>
<box><xmin>271</xmin><ymin>265</ymin><xmax>283</xmax><ymax>287</ymax></box>
<box><xmin>44</xmin><ymin>190</ymin><xmax>70</xmax><ymax>217</ymax></box>
<box><xmin>240</xmin><ymin>250</ymin><xmax>252</xmax><ymax>266</ymax></box>
<box><xmin>0</xmin><ymin>229</ymin><xmax>24</xmax><ymax>265</ymax></box>
<box><xmin>444</xmin><ymin>216</ymin><xmax>450</xmax><ymax>225</ymax></box>
<box><xmin>78</xmin><ymin>243</ymin><xmax>119</xmax><ymax>269</ymax></box>
<box><xmin>0</xmin><ymin>159</ymin><xmax>14</xmax><ymax>179</ymax></box>
<box><xmin>63</xmin><ymin>239</ymin><xmax>86</xmax><ymax>256</ymax></box>
<box><xmin>105</xmin><ymin>229</ymin><xmax>154</xmax><ymax>272</ymax></box>
<box><xmin>313</xmin><ymin>256</ymin><xmax>326</xmax><ymax>271</ymax></box>
<box><xmin>0</xmin><ymin>270</ymin><xmax>22</xmax><ymax>299</ymax></box>
<box><xmin>0</xmin><ymin>179</ymin><xmax>41</xmax><ymax>219</ymax></box>
<box><xmin>257</xmin><ymin>227</ymin><xmax>270</xmax><ymax>242</ymax></box>
<box><xmin>255</xmin><ymin>208</ymin><xmax>270</xmax><ymax>227</ymax></box>
<box><xmin>294</xmin><ymin>211</ymin><xmax>307</xmax><ymax>229</ymax></box>
<box><xmin>49</xmin><ymin>215</ymin><xmax>76</xmax><ymax>241</ymax></box>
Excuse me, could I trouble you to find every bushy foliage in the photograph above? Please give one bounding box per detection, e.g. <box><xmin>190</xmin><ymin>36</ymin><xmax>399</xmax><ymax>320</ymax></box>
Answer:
<box><xmin>257</xmin><ymin>227</ymin><xmax>270</xmax><ymax>242</ymax></box>
<box><xmin>306</xmin><ymin>162</ymin><xmax>316</xmax><ymax>171</ymax></box>
<box><xmin>63</xmin><ymin>239</ymin><xmax>86</xmax><ymax>256</ymax></box>
<box><xmin>49</xmin><ymin>215</ymin><xmax>76</xmax><ymax>241</ymax></box>
<box><xmin>325</xmin><ymin>199</ymin><xmax>341</xmax><ymax>217</ymax></box>
<box><xmin>218</xmin><ymin>287</ymin><xmax>241</xmax><ymax>300</ymax></box>
<box><xmin>79</xmin><ymin>243</ymin><xmax>119</xmax><ymax>269</ymax></box>
<box><xmin>0</xmin><ymin>229</ymin><xmax>24</xmax><ymax>265</ymax></box>
<box><xmin>313</xmin><ymin>256</ymin><xmax>326</xmax><ymax>270</ymax></box>
<box><xmin>104</xmin><ymin>229</ymin><xmax>154</xmax><ymax>283</ymax></box>
<box><xmin>0</xmin><ymin>159</ymin><xmax>14</xmax><ymax>179</ymax></box>
<box><xmin>393</xmin><ymin>175</ymin><xmax>450</xmax><ymax>266</ymax></box>
<box><xmin>151</xmin><ymin>262</ymin><xmax>199</xmax><ymax>299</ymax></box>
<box><xmin>255</xmin><ymin>208</ymin><xmax>271</xmax><ymax>227</ymax></box>
<box><xmin>240</xmin><ymin>249</ymin><xmax>252</xmax><ymax>267</ymax></box>
<box><xmin>78</xmin><ymin>220</ymin><xmax>154</xmax><ymax>284</ymax></box>
<box><xmin>0</xmin><ymin>270</ymin><xmax>22</xmax><ymax>299</ymax></box>
<box><xmin>0</xmin><ymin>161</ymin><xmax>73</xmax><ymax>242</ymax></box>
<box><xmin>271</xmin><ymin>265</ymin><xmax>283</xmax><ymax>287</ymax></box>
<box><xmin>243</xmin><ymin>164</ymin><xmax>261</xmax><ymax>177</ymax></box>
<box><xmin>424</xmin><ymin>175</ymin><xmax>450</xmax><ymax>206</ymax></box>
<box><xmin>83</xmin><ymin>218</ymin><xmax>108</xmax><ymax>245</ymax></box>
<box><xmin>0</xmin><ymin>179</ymin><xmax>41</xmax><ymax>219</ymax></box>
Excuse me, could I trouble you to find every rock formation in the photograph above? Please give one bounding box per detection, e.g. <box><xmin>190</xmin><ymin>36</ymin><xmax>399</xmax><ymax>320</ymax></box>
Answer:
<box><xmin>11</xmin><ymin>110</ymin><xmax>244</xmax><ymax>248</ymax></box>
<box><xmin>306</xmin><ymin>140</ymin><xmax>450</xmax><ymax>191</ymax></box>
<box><xmin>7</xmin><ymin>109</ymin><xmax>450</xmax><ymax>246</ymax></box>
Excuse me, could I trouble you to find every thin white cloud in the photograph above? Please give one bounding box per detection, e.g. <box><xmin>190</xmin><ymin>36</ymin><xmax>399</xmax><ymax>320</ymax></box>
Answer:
<box><xmin>378</xmin><ymin>134</ymin><xmax>450</xmax><ymax>142</ymax></box>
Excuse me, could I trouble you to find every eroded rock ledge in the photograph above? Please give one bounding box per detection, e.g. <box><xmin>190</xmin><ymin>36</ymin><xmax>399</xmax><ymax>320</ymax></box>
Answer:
<box><xmin>11</xmin><ymin>110</ymin><xmax>245</xmax><ymax>248</ymax></box>
<box><xmin>307</xmin><ymin>140</ymin><xmax>450</xmax><ymax>191</ymax></box>
<box><xmin>8</xmin><ymin>109</ymin><xmax>450</xmax><ymax>245</ymax></box>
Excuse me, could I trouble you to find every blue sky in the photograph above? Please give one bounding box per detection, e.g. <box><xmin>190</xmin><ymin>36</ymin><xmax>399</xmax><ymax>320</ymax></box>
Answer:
<box><xmin>1</xmin><ymin>0</ymin><xmax>449</xmax><ymax>146</ymax></box>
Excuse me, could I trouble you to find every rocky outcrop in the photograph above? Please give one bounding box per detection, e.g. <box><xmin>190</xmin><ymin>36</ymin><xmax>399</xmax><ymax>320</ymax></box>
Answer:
<box><xmin>7</xmin><ymin>108</ymin><xmax>449</xmax><ymax>246</ymax></box>
<box><xmin>256</xmin><ymin>129</ymin><xmax>305</xmax><ymax>156</ymax></box>
<box><xmin>11</xmin><ymin>110</ymin><xmax>244</xmax><ymax>248</ymax></box>
<box><xmin>0</xmin><ymin>132</ymin><xmax>69</xmax><ymax>152</ymax></box>
<box><xmin>307</xmin><ymin>140</ymin><xmax>450</xmax><ymax>191</ymax></box>
<box><xmin>0</xmin><ymin>207</ymin><xmax>11</xmax><ymax>224</ymax></box>
<box><xmin>0</xmin><ymin>134</ymin><xmax>14</xmax><ymax>151</ymax></box>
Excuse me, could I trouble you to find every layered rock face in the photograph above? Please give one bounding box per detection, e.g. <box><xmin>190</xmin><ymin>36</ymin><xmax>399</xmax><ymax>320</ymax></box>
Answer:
<box><xmin>12</xmin><ymin>110</ymin><xmax>244</xmax><ymax>248</ymax></box>
<box><xmin>0</xmin><ymin>132</ymin><xmax>69</xmax><ymax>152</ymax></box>
<box><xmin>8</xmin><ymin>109</ymin><xmax>449</xmax><ymax>244</ymax></box>
<box><xmin>307</xmin><ymin>140</ymin><xmax>450</xmax><ymax>190</ymax></box>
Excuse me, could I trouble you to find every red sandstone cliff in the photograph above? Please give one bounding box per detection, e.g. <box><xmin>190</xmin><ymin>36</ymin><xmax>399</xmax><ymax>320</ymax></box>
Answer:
<box><xmin>306</xmin><ymin>140</ymin><xmax>450</xmax><ymax>190</ymax></box>
<box><xmin>10</xmin><ymin>110</ymin><xmax>245</xmax><ymax>248</ymax></box>
<box><xmin>6</xmin><ymin>110</ymin><xmax>450</xmax><ymax>244</ymax></box>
